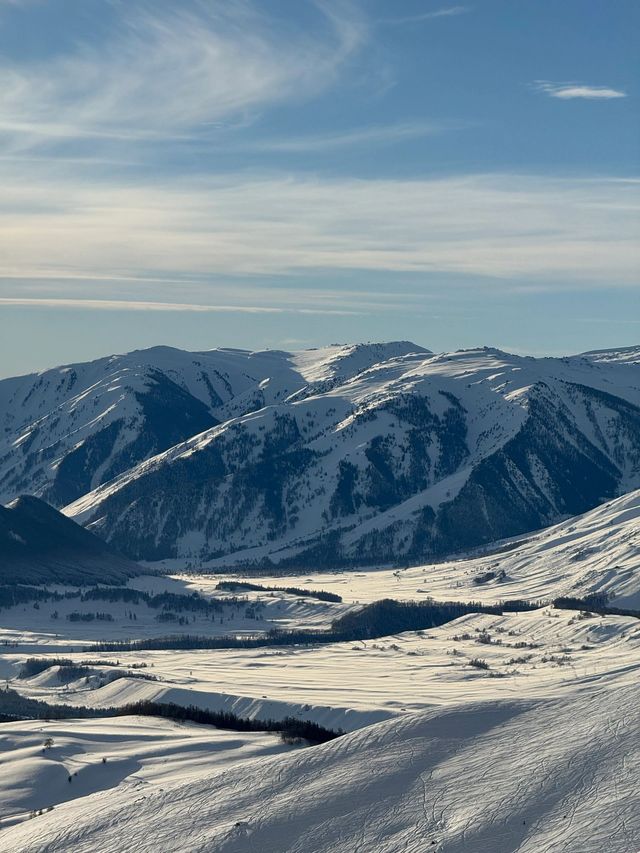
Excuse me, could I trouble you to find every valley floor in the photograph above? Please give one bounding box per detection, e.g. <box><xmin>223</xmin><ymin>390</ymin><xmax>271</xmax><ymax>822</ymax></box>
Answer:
<box><xmin>5</xmin><ymin>606</ymin><xmax>640</xmax><ymax>732</ymax></box>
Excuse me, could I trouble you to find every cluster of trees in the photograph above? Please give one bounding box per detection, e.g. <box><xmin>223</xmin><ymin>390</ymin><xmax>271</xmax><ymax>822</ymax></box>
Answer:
<box><xmin>19</xmin><ymin>657</ymin><xmax>158</xmax><ymax>684</ymax></box>
<box><xmin>216</xmin><ymin>580</ymin><xmax>342</xmax><ymax>603</ymax></box>
<box><xmin>0</xmin><ymin>583</ymin><xmax>257</xmax><ymax>624</ymax></box>
<box><xmin>67</xmin><ymin>611</ymin><xmax>114</xmax><ymax>622</ymax></box>
<box><xmin>114</xmin><ymin>699</ymin><xmax>341</xmax><ymax>744</ymax></box>
<box><xmin>329</xmin><ymin>598</ymin><xmax>541</xmax><ymax>640</ymax></box>
<box><xmin>88</xmin><ymin>596</ymin><xmax>543</xmax><ymax>652</ymax></box>
<box><xmin>20</xmin><ymin>657</ymin><xmax>85</xmax><ymax>678</ymax></box>
<box><xmin>0</xmin><ymin>687</ymin><xmax>340</xmax><ymax>745</ymax></box>
<box><xmin>80</xmin><ymin>586</ymin><xmax>249</xmax><ymax>616</ymax></box>
<box><xmin>0</xmin><ymin>585</ymin><xmax>62</xmax><ymax>609</ymax></box>
<box><xmin>552</xmin><ymin>594</ymin><xmax>639</xmax><ymax>619</ymax></box>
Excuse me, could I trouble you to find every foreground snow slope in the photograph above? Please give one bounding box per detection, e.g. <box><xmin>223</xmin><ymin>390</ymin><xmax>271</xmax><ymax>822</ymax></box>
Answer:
<box><xmin>0</xmin><ymin>716</ymin><xmax>293</xmax><ymax>829</ymax></box>
<box><xmin>64</xmin><ymin>344</ymin><xmax>640</xmax><ymax>566</ymax></box>
<box><xmin>3</xmin><ymin>684</ymin><xmax>638</xmax><ymax>853</ymax></box>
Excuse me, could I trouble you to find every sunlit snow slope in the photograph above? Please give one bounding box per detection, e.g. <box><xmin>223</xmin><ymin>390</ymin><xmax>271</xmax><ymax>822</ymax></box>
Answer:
<box><xmin>3</xmin><ymin>685</ymin><xmax>638</xmax><ymax>853</ymax></box>
<box><xmin>239</xmin><ymin>486</ymin><xmax>640</xmax><ymax>609</ymax></box>
<box><xmin>0</xmin><ymin>716</ymin><xmax>293</xmax><ymax>831</ymax></box>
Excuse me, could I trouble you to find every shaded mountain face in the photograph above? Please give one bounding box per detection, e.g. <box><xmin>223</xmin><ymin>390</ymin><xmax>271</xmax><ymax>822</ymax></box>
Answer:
<box><xmin>34</xmin><ymin>343</ymin><xmax>637</xmax><ymax>570</ymax></box>
<box><xmin>0</xmin><ymin>496</ymin><xmax>139</xmax><ymax>584</ymax></box>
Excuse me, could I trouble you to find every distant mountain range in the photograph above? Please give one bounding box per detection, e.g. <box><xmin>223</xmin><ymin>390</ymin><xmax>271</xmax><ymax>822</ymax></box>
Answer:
<box><xmin>0</xmin><ymin>495</ymin><xmax>139</xmax><ymax>584</ymax></box>
<box><xmin>1</xmin><ymin>342</ymin><xmax>639</xmax><ymax>569</ymax></box>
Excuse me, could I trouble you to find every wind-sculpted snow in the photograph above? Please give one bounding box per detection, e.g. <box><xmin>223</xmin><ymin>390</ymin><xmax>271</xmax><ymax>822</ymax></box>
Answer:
<box><xmin>60</xmin><ymin>344</ymin><xmax>640</xmax><ymax>567</ymax></box>
<box><xmin>2</xmin><ymin>685</ymin><xmax>638</xmax><ymax>853</ymax></box>
<box><xmin>0</xmin><ymin>716</ymin><xmax>295</xmax><ymax>832</ymax></box>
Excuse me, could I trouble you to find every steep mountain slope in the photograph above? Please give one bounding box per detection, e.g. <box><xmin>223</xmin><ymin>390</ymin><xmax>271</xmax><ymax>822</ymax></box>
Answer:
<box><xmin>3</xmin><ymin>684</ymin><xmax>638</xmax><ymax>853</ymax></box>
<box><xmin>230</xmin><ymin>486</ymin><xmax>640</xmax><ymax>610</ymax></box>
<box><xmin>0</xmin><ymin>343</ymin><xmax>422</xmax><ymax>507</ymax></box>
<box><xmin>0</xmin><ymin>496</ymin><xmax>139</xmax><ymax>585</ymax></box>
<box><xmin>64</xmin><ymin>346</ymin><xmax>640</xmax><ymax>567</ymax></box>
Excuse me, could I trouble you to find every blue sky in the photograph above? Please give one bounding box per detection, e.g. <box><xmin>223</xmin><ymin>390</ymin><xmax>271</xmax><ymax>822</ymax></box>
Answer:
<box><xmin>0</xmin><ymin>0</ymin><xmax>638</xmax><ymax>376</ymax></box>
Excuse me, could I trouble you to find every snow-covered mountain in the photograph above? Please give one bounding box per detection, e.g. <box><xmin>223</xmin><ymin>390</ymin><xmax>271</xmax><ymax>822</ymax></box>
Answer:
<box><xmin>68</xmin><ymin>344</ymin><xmax>640</xmax><ymax>566</ymax></box>
<box><xmin>2</xmin><ymin>342</ymin><xmax>639</xmax><ymax>566</ymax></box>
<box><xmin>0</xmin><ymin>342</ymin><xmax>422</xmax><ymax>508</ymax></box>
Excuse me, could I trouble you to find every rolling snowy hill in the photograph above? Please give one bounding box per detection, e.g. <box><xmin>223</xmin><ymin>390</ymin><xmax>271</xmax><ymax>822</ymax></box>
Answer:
<box><xmin>0</xmin><ymin>716</ymin><xmax>294</xmax><ymax>831</ymax></box>
<box><xmin>2</xmin><ymin>683</ymin><xmax>637</xmax><ymax>853</ymax></box>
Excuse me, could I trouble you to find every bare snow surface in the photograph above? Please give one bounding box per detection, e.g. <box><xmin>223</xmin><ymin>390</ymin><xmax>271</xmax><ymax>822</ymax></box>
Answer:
<box><xmin>2</xmin><ymin>687</ymin><xmax>638</xmax><ymax>852</ymax></box>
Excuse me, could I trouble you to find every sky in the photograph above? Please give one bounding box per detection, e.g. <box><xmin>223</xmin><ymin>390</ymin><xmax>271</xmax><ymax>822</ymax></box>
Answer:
<box><xmin>0</xmin><ymin>0</ymin><xmax>638</xmax><ymax>377</ymax></box>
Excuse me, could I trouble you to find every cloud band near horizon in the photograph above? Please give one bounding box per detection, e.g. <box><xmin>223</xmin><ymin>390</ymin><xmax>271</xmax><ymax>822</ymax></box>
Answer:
<box><xmin>0</xmin><ymin>170</ymin><xmax>637</xmax><ymax>294</ymax></box>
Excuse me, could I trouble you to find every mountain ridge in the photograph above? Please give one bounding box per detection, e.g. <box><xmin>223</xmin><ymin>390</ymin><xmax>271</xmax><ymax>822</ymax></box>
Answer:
<box><xmin>1</xmin><ymin>342</ymin><xmax>639</xmax><ymax>568</ymax></box>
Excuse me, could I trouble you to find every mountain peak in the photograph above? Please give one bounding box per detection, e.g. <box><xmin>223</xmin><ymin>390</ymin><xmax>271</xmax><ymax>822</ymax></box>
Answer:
<box><xmin>0</xmin><ymin>495</ymin><xmax>139</xmax><ymax>584</ymax></box>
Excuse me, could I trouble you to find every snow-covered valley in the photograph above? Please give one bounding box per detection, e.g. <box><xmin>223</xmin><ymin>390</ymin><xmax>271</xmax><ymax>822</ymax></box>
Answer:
<box><xmin>1</xmin><ymin>514</ymin><xmax>639</xmax><ymax>850</ymax></box>
<box><xmin>2</xmin><ymin>672</ymin><xmax>638</xmax><ymax>853</ymax></box>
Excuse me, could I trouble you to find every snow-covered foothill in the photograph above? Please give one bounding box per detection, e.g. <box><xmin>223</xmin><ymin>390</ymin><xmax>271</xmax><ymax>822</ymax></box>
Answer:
<box><xmin>2</xmin><ymin>684</ymin><xmax>637</xmax><ymax>853</ymax></box>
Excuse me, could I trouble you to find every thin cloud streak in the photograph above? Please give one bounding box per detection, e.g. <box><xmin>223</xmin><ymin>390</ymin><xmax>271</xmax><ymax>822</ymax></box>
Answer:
<box><xmin>0</xmin><ymin>276</ymin><xmax>451</xmax><ymax>315</ymax></box>
<box><xmin>0</xmin><ymin>297</ymin><xmax>364</xmax><ymax>316</ymax></box>
<box><xmin>533</xmin><ymin>81</ymin><xmax>627</xmax><ymax>100</ymax></box>
<box><xmin>380</xmin><ymin>6</ymin><xmax>470</xmax><ymax>25</ymax></box>
<box><xmin>248</xmin><ymin>120</ymin><xmax>468</xmax><ymax>152</ymax></box>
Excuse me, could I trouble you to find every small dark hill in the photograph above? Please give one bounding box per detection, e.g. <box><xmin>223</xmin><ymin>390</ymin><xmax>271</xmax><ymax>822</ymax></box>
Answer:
<box><xmin>0</xmin><ymin>495</ymin><xmax>140</xmax><ymax>584</ymax></box>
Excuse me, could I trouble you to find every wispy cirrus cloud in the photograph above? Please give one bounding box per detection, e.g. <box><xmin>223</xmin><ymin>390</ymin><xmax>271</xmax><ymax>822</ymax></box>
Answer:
<box><xmin>533</xmin><ymin>81</ymin><xmax>627</xmax><ymax>100</ymax></box>
<box><xmin>249</xmin><ymin>120</ymin><xmax>468</xmax><ymax>153</ymax></box>
<box><xmin>379</xmin><ymin>6</ymin><xmax>470</xmax><ymax>25</ymax></box>
<box><xmin>0</xmin><ymin>297</ymin><xmax>362</xmax><ymax>316</ymax></box>
<box><xmin>0</xmin><ymin>1</ymin><xmax>366</xmax><ymax>150</ymax></box>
